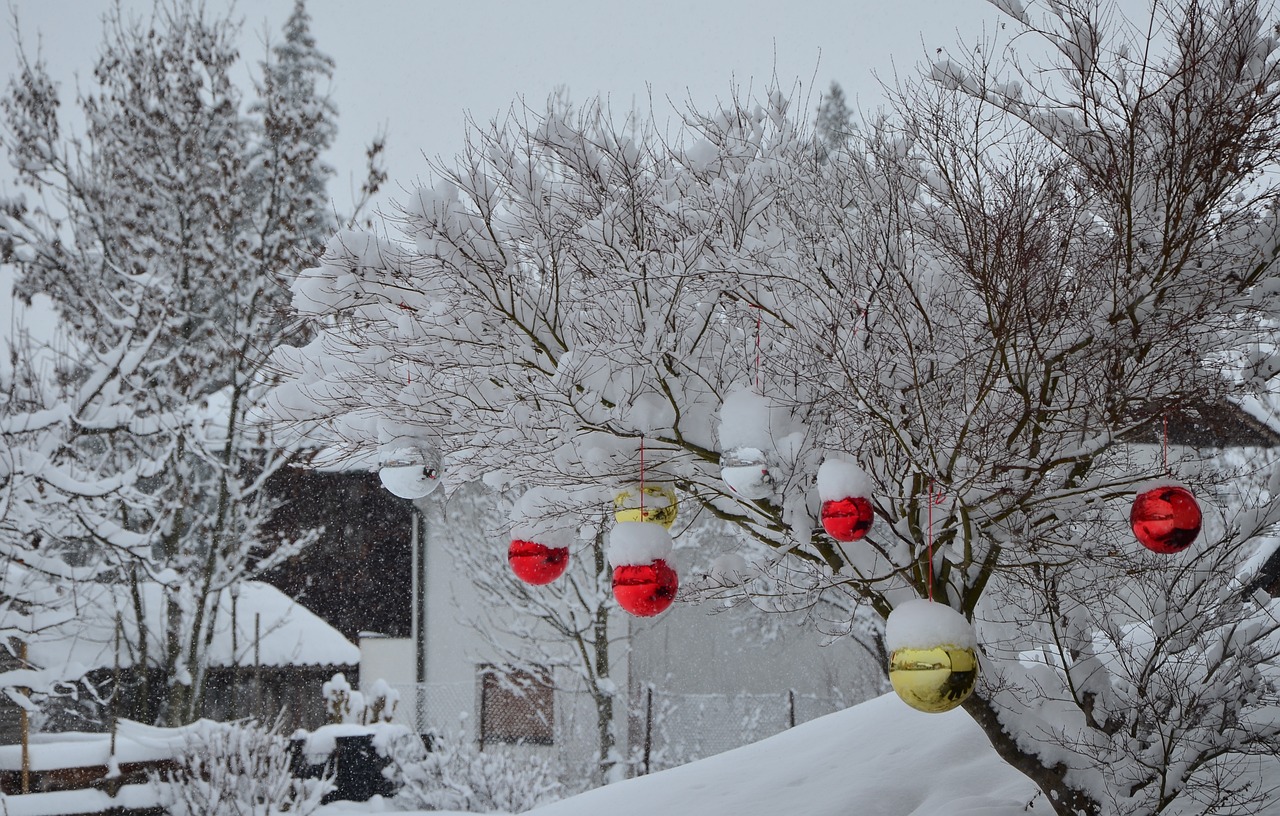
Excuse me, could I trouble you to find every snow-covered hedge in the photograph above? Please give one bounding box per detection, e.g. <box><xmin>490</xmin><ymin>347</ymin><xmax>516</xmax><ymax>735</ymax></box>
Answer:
<box><xmin>156</xmin><ymin>719</ymin><xmax>331</xmax><ymax>816</ymax></box>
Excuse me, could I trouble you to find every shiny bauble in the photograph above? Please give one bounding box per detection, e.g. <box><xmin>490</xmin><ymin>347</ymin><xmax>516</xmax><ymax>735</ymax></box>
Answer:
<box><xmin>720</xmin><ymin>446</ymin><xmax>774</xmax><ymax>500</ymax></box>
<box><xmin>508</xmin><ymin>539</ymin><xmax>570</xmax><ymax>585</ymax></box>
<box><xmin>821</xmin><ymin>496</ymin><xmax>874</xmax><ymax>542</ymax></box>
<box><xmin>888</xmin><ymin>645</ymin><xmax>978</xmax><ymax>713</ymax></box>
<box><xmin>886</xmin><ymin>599</ymin><xmax>978</xmax><ymax>714</ymax></box>
<box><xmin>378</xmin><ymin>446</ymin><xmax>442</xmax><ymax>500</ymax></box>
<box><xmin>612</xmin><ymin>559</ymin><xmax>678</xmax><ymax>617</ymax></box>
<box><xmin>614</xmin><ymin>483</ymin><xmax>679</xmax><ymax>529</ymax></box>
<box><xmin>1130</xmin><ymin>484</ymin><xmax>1201</xmax><ymax>554</ymax></box>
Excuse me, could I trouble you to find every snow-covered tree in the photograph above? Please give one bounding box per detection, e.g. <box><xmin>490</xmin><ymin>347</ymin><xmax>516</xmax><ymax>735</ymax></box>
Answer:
<box><xmin>0</xmin><ymin>0</ymin><xmax>363</xmax><ymax>725</ymax></box>
<box><xmin>263</xmin><ymin>0</ymin><xmax>1280</xmax><ymax>812</ymax></box>
<box><xmin>814</xmin><ymin>80</ymin><xmax>853</xmax><ymax>158</ymax></box>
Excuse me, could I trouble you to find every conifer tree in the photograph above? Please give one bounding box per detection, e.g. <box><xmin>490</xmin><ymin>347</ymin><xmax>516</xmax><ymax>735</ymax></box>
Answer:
<box><xmin>0</xmin><ymin>0</ymin><xmax>356</xmax><ymax>725</ymax></box>
<box><xmin>814</xmin><ymin>80</ymin><xmax>853</xmax><ymax>158</ymax></box>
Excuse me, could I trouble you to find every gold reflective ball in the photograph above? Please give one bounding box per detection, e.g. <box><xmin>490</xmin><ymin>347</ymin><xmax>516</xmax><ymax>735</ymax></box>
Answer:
<box><xmin>888</xmin><ymin>646</ymin><xmax>978</xmax><ymax>714</ymax></box>
<box><xmin>614</xmin><ymin>484</ymin><xmax>678</xmax><ymax>529</ymax></box>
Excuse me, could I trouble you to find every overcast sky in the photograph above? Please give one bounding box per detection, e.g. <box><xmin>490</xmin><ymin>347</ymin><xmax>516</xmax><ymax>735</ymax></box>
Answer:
<box><xmin>3</xmin><ymin>0</ymin><xmax>1009</xmax><ymax>212</ymax></box>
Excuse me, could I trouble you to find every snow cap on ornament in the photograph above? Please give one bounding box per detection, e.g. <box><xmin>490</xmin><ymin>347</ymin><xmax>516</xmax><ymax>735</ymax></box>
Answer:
<box><xmin>886</xmin><ymin>599</ymin><xmax>978</xmax><ymax>714</ymax></box>
<box><xmin>608</xmin><ymin>521</ymin><xmax>678</xmax><ymax>617</ymax></box>
<box><xmin>718</xmin><ymin>388</ymin><xmax>776</xmax><ymax>500</ymax></box>
<box><xmin>1130</xmin><ymin>479</ymin><xmax>1202</xmax><ymax>554</ymax></box>
<box><xmin>817</xmin><ymin>458</ymin><xmax>874</xmax><ymax>542</ymax></box>
<box><xmin>508</xmin><ymin>487</ymin><xmax>575</xmax><ymax>585</ymax></box>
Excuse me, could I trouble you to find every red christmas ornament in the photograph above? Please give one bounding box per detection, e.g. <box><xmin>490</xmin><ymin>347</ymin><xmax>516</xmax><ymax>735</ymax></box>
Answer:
<box><xmin>1130</xmin><ymin>485</ymin><xmax>1202</xmax><ymax>554</ymax></box>
<box><xmin>612</xmin><ymin>559</ymin><xmax>678</xmax><ymax>617</ymax></box>
<box><xmin>508</xmin><ymin>539</ymin><xmax>570</xmax><ymax>584</ymax></box>
<box><xmin>821</xmin><ymin>496</ymin><xmax>874</xmax><ymax>542</ymax></box>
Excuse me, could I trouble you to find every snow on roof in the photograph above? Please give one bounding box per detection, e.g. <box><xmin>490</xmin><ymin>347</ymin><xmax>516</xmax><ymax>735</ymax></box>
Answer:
<box><xmin>25</xmin><ymin>580</ymin><xmax>357</xmax><ymax>677</ymax></box>
<box><xmin>1233</xmin><ymin>393</ymin><xmax>1280</xmax><ymax>442</ymax></box>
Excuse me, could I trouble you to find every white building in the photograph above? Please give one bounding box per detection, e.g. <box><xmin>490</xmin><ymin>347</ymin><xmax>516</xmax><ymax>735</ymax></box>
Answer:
<box><xmin>359</xmin><ymin>486</ymin><xmax>885</xmax><ymax>776</ymax></box>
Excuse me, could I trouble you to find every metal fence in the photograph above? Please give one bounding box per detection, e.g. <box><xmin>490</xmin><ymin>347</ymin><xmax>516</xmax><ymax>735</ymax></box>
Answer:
<box><xmin>385</xmin><ymin>678</ymin><xmax>861</xmax><ymax>778</ymax></box>
<box><xmin>628</xmin><ymin>686</ymin><xmax>857</xmax><ymax>774</ymax></box>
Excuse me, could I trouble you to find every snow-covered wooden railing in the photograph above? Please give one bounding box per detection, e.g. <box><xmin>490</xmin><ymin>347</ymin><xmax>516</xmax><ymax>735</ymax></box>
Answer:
<box><xmin>0</xmin><ymin>720</ymin><xmax>190</xmax><ymax>816</ymax></box>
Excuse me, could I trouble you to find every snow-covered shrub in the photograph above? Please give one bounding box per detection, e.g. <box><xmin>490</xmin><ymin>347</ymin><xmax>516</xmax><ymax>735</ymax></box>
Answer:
<box><xmin>323</xmin><ymin>673</ymin><xmax>399</xmax><ymax>725</ymax></box>
<box><xmin>363</xmin><ymin>678</ymin><xmax>400</xmax><ymax>724</ymax></box>
<box><xmin>156</xmin><ymin>718</ymin><xmax>332</xmax><ymax>816</ymax></box>
<box><xmin>390</xmin><ymin>727</ymin><xmax>564</xmax><ymax>813</ymax></box>
<box><xmin>323</xmin><ymin>672</ymin><xmax>364</xmax><ymax>724</ymax></box>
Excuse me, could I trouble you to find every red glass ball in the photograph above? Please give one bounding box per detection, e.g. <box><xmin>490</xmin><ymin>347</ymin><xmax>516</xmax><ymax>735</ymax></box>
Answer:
<box><xmin>508</xmin><ymin>539</ymin><xmax>570</xmax><ymax>585</ymax></box>
<box><xmin>1130</xmin><ymin>486</ymin><xmax>1202</xmax><ymax>554</ymax></box>
<box><xmin>612</xmin><ymin>559</ymin><xmax>678</xmax><ymax>617</ymax></box>
<box><xmin>821</xmin><ymin>496</ymin><xmax>874</xmax><ymax>542</ymax></box>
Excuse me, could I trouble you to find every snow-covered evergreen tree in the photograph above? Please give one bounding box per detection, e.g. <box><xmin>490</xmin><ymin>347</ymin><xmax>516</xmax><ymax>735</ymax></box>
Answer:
<box><xmin>263</xmin><ymin>1</ymin><xmax>1280</xmax><ymax>813</ymax></box>
<box><xmin>814</xmin><ymin>80</ymin><xmax>853</xmax><ymax>158</ymax></box>
<box><xmin>249</xmin><ymin>0</ymin><xmax>339</xmax><ymax>268</ymax></box>
<box><xmin>0</xmin><ymin>0</ymin><xmax>351</xmax><ymax>725</ymax></box>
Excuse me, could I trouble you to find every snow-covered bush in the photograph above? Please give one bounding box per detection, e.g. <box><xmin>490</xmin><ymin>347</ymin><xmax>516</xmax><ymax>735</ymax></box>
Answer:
<box><xmin>363</xmin><ymin>678</ymin><xmax>400</xmax><ymax>724</ymax></box>
<box><xmin>156</xmin><ymin>718</ymin><xmax>331</xmax><ymax>816</ymax></box>
<box><xmin>323</xmin><ymin>672</ymin><xmax>363</xmax><ymax>724</ymax></box>
<box><xmin>323</xmin><ymin>673</ymin><xmax>400</xmax><ymax>725</ymax></box>
<box><xmin>390</xmin><ymin>727</ymin><xmax>566</xmax><ymax>813</ymax></box>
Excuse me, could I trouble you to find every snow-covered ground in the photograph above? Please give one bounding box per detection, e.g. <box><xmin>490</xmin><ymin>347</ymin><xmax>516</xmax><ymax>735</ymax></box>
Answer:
<box><xmin>320</xmin><ymin>691</ymin><xmax>1049</xmax><ymax>816</ymax></box>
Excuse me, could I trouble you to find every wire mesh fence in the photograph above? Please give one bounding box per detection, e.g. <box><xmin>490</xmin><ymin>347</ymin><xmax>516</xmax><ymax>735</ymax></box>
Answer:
<box><xmin>385</xmin><ymin>678</ymin><xmax>860</xmax><ymax>778</ymax></box>
<box><xmin>387</xmin><ymin>681</ymin><xmax>475</xmax><ymax>742</ymax></box>
<box><xmin>628</xmin><ymin>686</ymin><xmax>852</xmax><ymax>774</ymax></box>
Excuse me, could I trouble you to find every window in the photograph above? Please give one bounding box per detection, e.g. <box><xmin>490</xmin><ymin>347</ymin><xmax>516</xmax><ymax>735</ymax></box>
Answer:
<box><xmin>478</xmin><ymin>665</ymin><xmax>554</xmax><ymax>746</ymax></box>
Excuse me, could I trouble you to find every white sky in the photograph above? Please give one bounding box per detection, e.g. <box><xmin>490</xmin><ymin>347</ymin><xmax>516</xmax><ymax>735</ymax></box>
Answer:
<box><xmin>2</xmin><ymin>0</ymin><xmax>1005</xmax><ymax>213</ymax></box>
<box><xmin>0</xmin><ymin>0</ymin><xmax>1156</xmax><ymax>348</ymax></box>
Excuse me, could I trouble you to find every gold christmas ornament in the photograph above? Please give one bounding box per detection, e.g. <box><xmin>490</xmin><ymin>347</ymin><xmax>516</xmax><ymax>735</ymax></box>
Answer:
<box><xmin>885</xmin><ymin>599</ymin><xmax>979</xmax><ymax>714</ymax></box>
<box><xmin>888</xmin><ymin>645</ymin><xmax>978</xmax><ymax>713</ymax></box>
<box><xmin>614</xmin><ymin>483</ymin><xmax>678</xmax><ymax>528</ymax></box>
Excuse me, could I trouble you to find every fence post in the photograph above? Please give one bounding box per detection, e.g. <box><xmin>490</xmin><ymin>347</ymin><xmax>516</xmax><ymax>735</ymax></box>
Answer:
<box><xmin>788</xmin><ymin>688</ymin><xmax>796</xmax><ymax>729</ymax></box>
<box><xmin>254</xmin><ymin>613</ymin><xmax>262</xmax><ymax>719</ymax></box>
<box><xmin>642</xmin><ymin>685</ymin><xmax>653</xmax><ymax>776</ymax></box>
<box><xmin>477</xmin><ymin>673</ymin><xmax>487</xmax><ymax>753</ymax></box>
<box><xmin>19</xmin><ymin>640</ymin><xmax>29</xmax><ymax>794</ymax></box>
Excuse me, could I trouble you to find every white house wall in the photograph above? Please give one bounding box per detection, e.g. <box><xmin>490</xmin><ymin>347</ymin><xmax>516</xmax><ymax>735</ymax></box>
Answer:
<box><xmin>359</xmin><ymin>483</ymin><xmax>885</xmax><ymax>769</ymax></box>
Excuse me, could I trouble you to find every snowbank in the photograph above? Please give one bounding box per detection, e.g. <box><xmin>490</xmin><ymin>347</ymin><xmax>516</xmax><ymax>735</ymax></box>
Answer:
<box><xmin>526</xmin><ymin>693</ymin><xmax>1047</xmax><ymax>816</ymax></box>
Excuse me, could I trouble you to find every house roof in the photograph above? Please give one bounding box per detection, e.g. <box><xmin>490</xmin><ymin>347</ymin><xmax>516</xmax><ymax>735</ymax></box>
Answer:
<box><xmin>1228</xmin><ymin>395</ymin><xmax>1280</xmax><ymax>446</ymax></box>
<box><xmin>1131</xmin><ymin>397</ymin><xmax>1280</xmax><ymax>449</ymax></box>
<box><xmin>24</xmin><ymin>580</ymin><xmax>358</xmax><ymax>679</ymax></box>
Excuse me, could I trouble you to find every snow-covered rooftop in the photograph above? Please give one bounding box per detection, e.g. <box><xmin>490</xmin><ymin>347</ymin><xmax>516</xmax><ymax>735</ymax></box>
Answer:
<box><xmin>26</xmin><ymin>580</ymin><xmax>357</xmax><ymax>677</ymax></box>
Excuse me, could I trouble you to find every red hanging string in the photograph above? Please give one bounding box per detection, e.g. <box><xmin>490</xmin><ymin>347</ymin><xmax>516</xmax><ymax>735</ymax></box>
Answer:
<box><xmin>926</xmin><ymin>479</ymin><xmax>935</xmax><ymax>602</ymax></box>
<box><xmin>639</xmin><ymin>435</ymin><xmax>646</xmax><ymax>514</ymax></box>
<box><xmin>1162</xmin><ymin>414</ymin><xmax>1169</xmax><ymax>476</ymax></box>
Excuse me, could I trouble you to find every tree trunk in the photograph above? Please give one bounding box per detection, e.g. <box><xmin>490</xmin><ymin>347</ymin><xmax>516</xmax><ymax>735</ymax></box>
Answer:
<box><xmin>593</xmin><ymin>531</ymin><xmax>616</xmax><ymax>782</ymax></box>
<box><xmin>962</xmin><ymin>692</ymin><xmax>1099</xmax><ymax>816</ymax></box>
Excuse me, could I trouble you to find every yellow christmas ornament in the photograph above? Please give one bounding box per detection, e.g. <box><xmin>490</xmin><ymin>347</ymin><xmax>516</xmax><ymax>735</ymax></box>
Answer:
<box><xmin>886</xmin><ymin>599</ymin><xmax>978</xmax><ymax>714</ymax></box>
<box><xmin>614</xmin><ymin>483</ymin><xmax>678</xmax><ymax>529</ymax></box>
